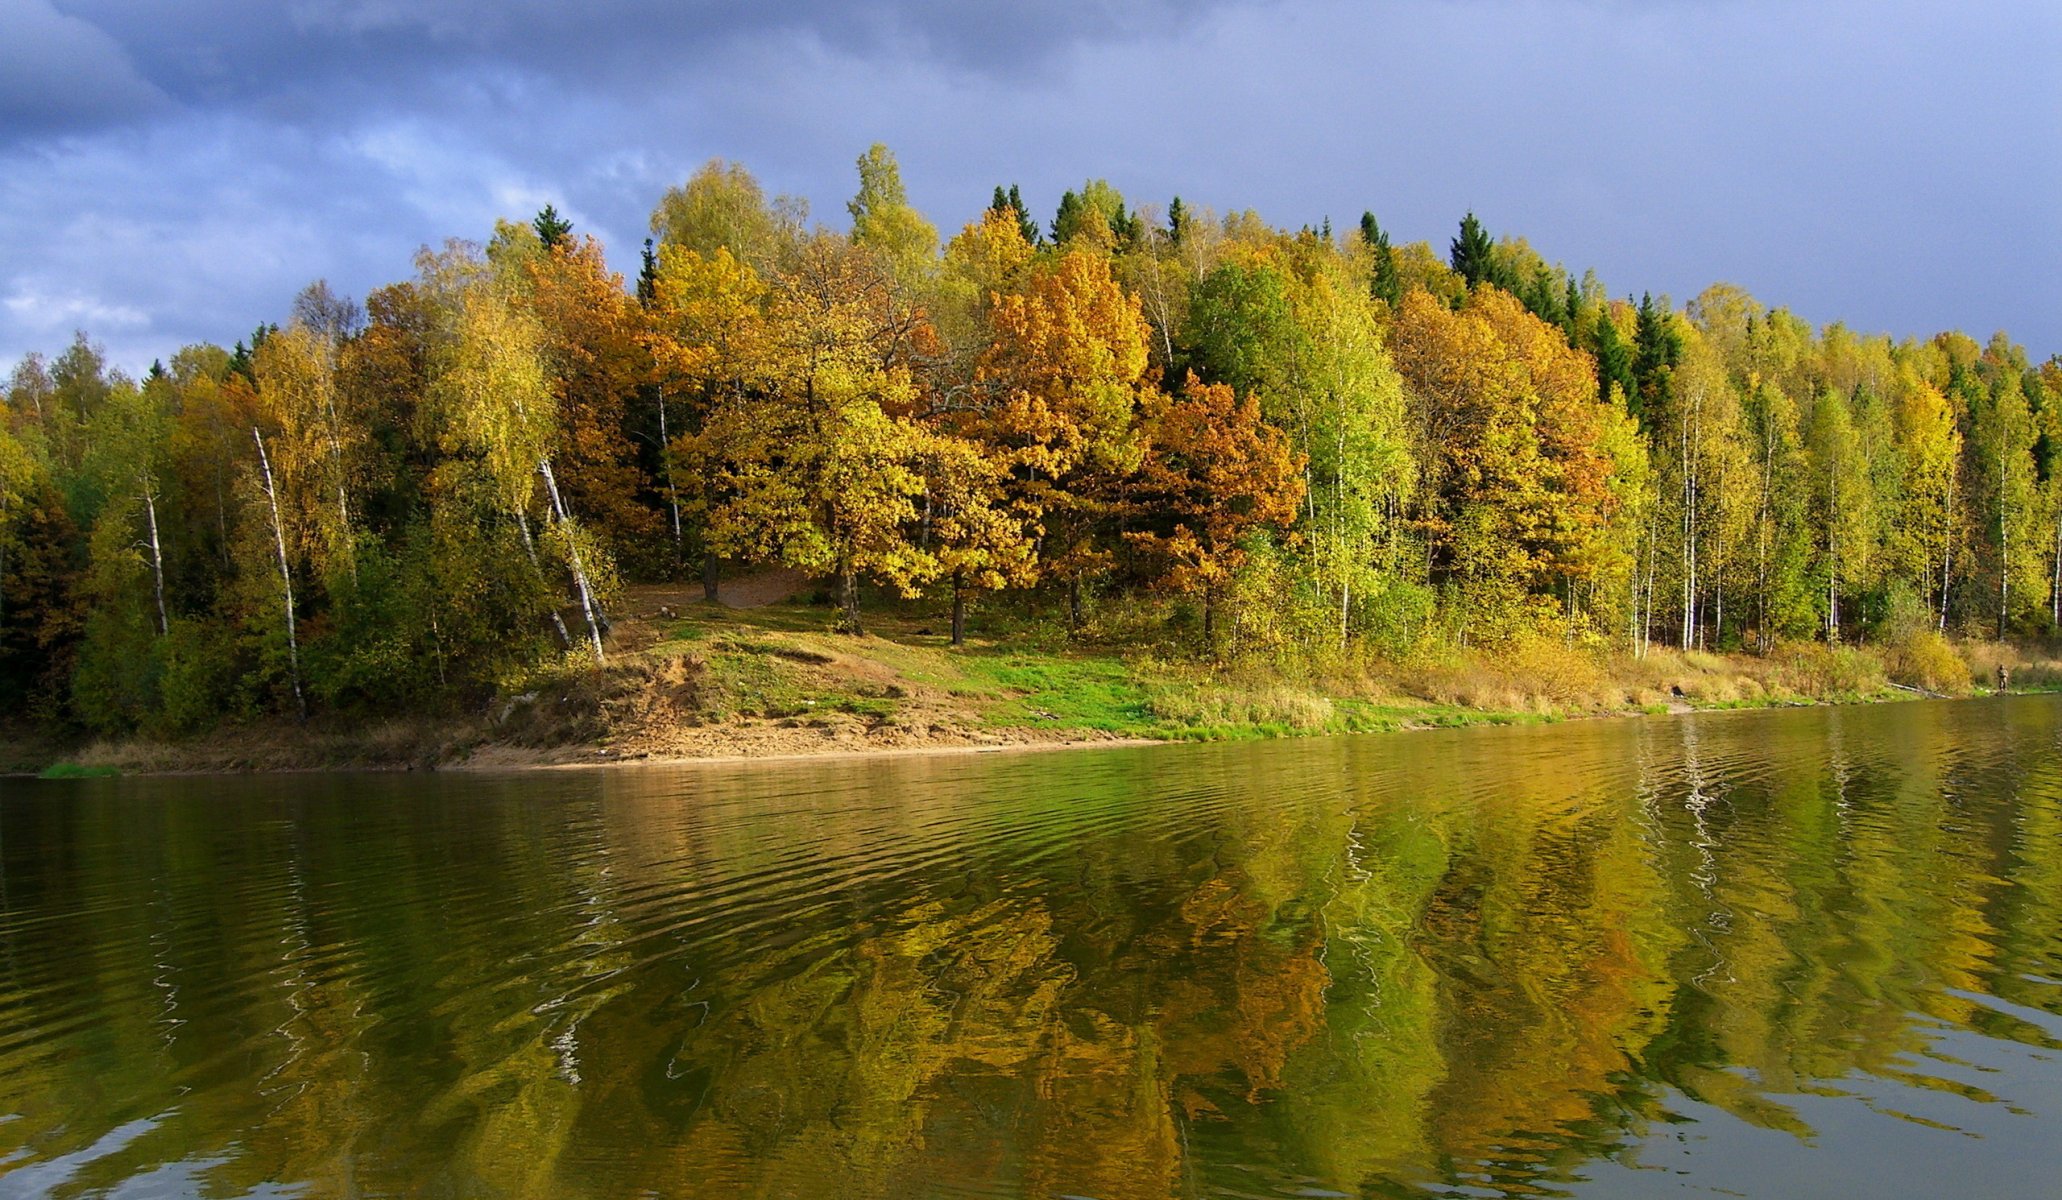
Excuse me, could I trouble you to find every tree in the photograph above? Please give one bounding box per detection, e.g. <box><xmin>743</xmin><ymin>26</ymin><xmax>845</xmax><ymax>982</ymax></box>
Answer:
<box><xmin>1389</xmin><ymin>288</ymin><xmax>1623</xmax><ymax>642</ymax></box>
<box><xmin>1359</xmin><ymin>212</ymin><xmax>1401</xmax><ymax>308</ymax></box>
<box><xmin>1888</xmin><ymin>376</ymin><xmax>1962</xmax><ymax>630</ymax></box>
<box><xmin>1804</xmin><ymin>387</ymin><xmax>1873</xmax><ymax>641</ymax></box>
<box><xmin>1126</xmin><ymin>375</ymin><xmax>1304</xmax><ymax>649</ymax></box>
<box><xmin>647</xmin><ymin>242</ymin><xmax>771</xmax><ymax>600</ymax></box>
<box><xmin>1448</xmin><ymin>212</ymin><xmax>1505</xmax><ymax>292</ymax></box>
<box><xmin>971</xmin><ymin>246</ymin><xmax>1154</xmax><ymax>626</ymax></box>
<box><xmin>1966</xmin><ymin>361</ymin><xmax>2041</xmax><ymax>636</ymax></box>
<box><xmin>80</xmin><ymin>378</ymin><xmax>174</xmax><ymax>640</ymax></box>
<box><xmin>849</xmin><ymin>143</ymin><xmax>939</xmax><ymax>287</ymax></box>
<box><xmin>916</xmin><ymin>433</ymin><xmax>1035</xmax><ymax>646</ymax></box>
<box><xmin>1631</xmin><ymin>292</ymin><xmax>1683</xmax><ymax>430</ymax></box>
<box><xmin>1591</xmin><ymin>305</ymin><xmax>1637</xmax><ymax>417</ymax></box>
<box><xmin>1182</xmin><ymin>248</ymin><xmax>1412</xmax><ymax>649</ymax></box>
<box><xmin>1052</xmin><ymin>180</ymin><xmax>1140</xmax><ymax>249</ymax></box>
<box><xmin>424</xmin><ymin>248</ymin><xmax>610</xmax><ymax>663</ymax></box>
<box><xmin>1654</xmin><ymin>332</ymin><xmax>1748</xmax><ymax>648</ymax></box>
<box><xmin>253</xmin><ymin>322</ymin><xmax>360</xmax><ymax>588</ymax></box>
<box><xmin>250</xmin><ymin>425</ymin><xmax>307</xmax><ymax>718</ymax></box>
<box><xmin>650</xmin><ymin>159</ymin><xmax>802</xmax><ymax>271</ymax></box>
<box><xmin>519</xmin><ymin>232</ymin><xmax>662</xmax><ymax>573</ymax></box>
<box><xmin>532</xmin><ymin>204</ymin><xmax>573</xmax><ymax>249</ymax></box>
<box><xmin>1740</xmin><ymin>381</ymin><xmax>1814</xmax><ymax>647</ymax></box>
<box><xmin>990</xmin><ymin>184</ymin><xmax>1041</xmax><ymax>248</ymax></box>
<box><xmin>692</xmin><ymin>234</ymin><xmax>936</xmax><ymax>633</ymax></box>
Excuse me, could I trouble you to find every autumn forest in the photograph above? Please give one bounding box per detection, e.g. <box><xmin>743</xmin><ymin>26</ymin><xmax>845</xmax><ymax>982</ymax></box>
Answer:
<box><xmin>2</xmin><ymin>145</ymin><xmax>2058</xmax><ymax>736</ymax></box>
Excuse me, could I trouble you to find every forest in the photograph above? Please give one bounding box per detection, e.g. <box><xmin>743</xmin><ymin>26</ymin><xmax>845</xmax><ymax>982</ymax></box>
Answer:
<box><xmin>2</xmin><ymin>144</ymin><xmax>2059</xmax><ymax>736</ymax></box>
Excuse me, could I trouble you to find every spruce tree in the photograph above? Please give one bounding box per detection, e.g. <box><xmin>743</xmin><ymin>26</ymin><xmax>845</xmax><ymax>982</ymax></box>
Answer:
<box><xmin>1450</xmin><ymin>211</ymin><xmax>1500</xmax><ymax>290</ymax></box>
<box><xmin>1006</xmin><ymin>185</ymin><xmax>1039</xmax><ymax>246</ymax></box>
<box><xmin>1593</xmin><ymin>313</ymin><xmax>1636</xmax><ymax>414</ymax></box>
<box><xmin>1360</xmin><ymin>211</ymin><xmax>1401</xmax><ymax>307</ymax></box>
<box><xmin>1632</xmin><ymin>292</ymin><xmax>1683</xmax><ymax>427</ymax></box>
<box><xmin>636</xmin><ymin>238</ymin><xmax>658</xmax><ymax>306</ymax></box>
<box><xmin>533</xmin><ymin>204</ymin><xmax>573</xmax><ymax>249</ymax></box>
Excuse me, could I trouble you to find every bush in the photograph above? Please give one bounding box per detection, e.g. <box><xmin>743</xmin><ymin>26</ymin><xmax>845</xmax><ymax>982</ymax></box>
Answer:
<box><xmin>1769</xmin><ymin>642</ymin><xmax>1886</xmax><ymax>698</ymax></box>
<box><xmin>153</xmin><ymin>618</ymin><xmax>245</xmax><ymax>734</ymax></box>
<box><xmin>1885</xmin><ymin>629</ymin><xmax>1973</xmax><ymax>695</ymax></box>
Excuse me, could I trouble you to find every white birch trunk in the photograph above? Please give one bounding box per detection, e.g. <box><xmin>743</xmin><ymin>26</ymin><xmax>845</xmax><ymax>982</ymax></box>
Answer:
<box><xmin>142</xmin><ymin>481</ymin><xmax>167</xmax><ymax>637</ymax></box>
<box><xmin>515</xmin><ymin>509</ymin><xmax>574</xmax><ymax>650</ymax></box>
<box><xmin>253</xmin><ymin>429</ymin><xmax>307</xmax><ymax>720</ymax></box>
<box><xmin>657</xmin><ymin>387</ymin><xmax>683</xmax><ymax>553</ymax></box>
<box><xmin>540</xmin><ymin>457</ymin><xmax>606</xmax><ymax>665</ymax></box>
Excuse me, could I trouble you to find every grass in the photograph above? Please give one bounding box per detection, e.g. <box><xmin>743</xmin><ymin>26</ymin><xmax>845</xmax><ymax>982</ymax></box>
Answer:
<box><xmin>29</xmin><ymin>584</ymin><xmax>2062</xmax><ymax>775</ymax></box>
<box><xmin>605</xmin><ymin>594</ymin><xmax>2020</xmax><ymax>753</ymax></box>
<box><xmin>36</xmin><ymin>762</ymin><xmax>120</xmax><ymax>779</ymax></box>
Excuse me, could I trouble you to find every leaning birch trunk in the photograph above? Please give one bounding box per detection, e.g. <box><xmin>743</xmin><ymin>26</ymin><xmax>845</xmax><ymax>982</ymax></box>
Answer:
<box><xmin>539</xmin><ymin>457</ymin><xmax>606</xmax><ymax>665</ymax></box>
<box><xmin>324</xmin><ymin>384</ymin><xmax>353</xmax><ymax>583</ymax></box>
<box><xmin>142</xmin><ymin>481</ymin><xmax>168</xmax><ymax>637</ymax></box>
<box><xmin>515</xmin><ymin>509</ymin><xmax>574</xmax><ymax>650</ymax></box>
<box><xmin>1939</xmin><ymin>468</ymin><xmax>1956</xmax><ymax>633</ymax></box>
<box><xmin>252</xmin><ymin>430</ymin><xmax>307</xmax><ymax>720</ymax></box>
<box><xmin>657</xmin><ymin>387</ymin><xmax>683</xmax><ymax>558</ymax></box>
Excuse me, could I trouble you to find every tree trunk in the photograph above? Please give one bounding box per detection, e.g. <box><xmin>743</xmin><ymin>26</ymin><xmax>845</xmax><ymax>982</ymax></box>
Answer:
<box><xmin>1339</xmin><ymin>573</ymin><xmax>1351</xmax><ymax>653</ymax></box>
<box><xmin>1939</xmin><ymin>468</ymin><xmax>1957</xmax><ymax>633</ymax></box>
<box><xmin>657</xmin><ymin>387</ymin><xmax>683</xmax><ymax>565</ymax></box>
<box><xmin>538</xmin><ymin>457</ymin><xmax>606</xmax><ymax>665</ymax></box>
<box><xmin>2049</xmin><ymin>515</ymin><xmax>2061</xmax><ymax>632</ymax></box>
<box><xmin>142</xmin><ymin>482</ymin><xmax>168</xmax><ymax>637</ymax></box>
<box><xmin>951</xmin><ymin>578</ymin><xmax>967</xmax><ymax>648</ymax></box>
<box><xmin>321</xmin><ymin>368</ymin><xmax>354</xmax><ymax>583</ymax></box>
<box><xmin>252</xmin><ymin>429</ymin><xmax>307</xmax><ymax>721</ymax></box>
<box><xmin>702</xmin><ymin>553</ymin><xmax>720</xmax><ymax>604</ymax></box>
<box><xmin>1756</xmin><ymin>428</ymin><xmax>1773</xmax><ymax>653</ymax></box>
<box><xmin>1998</xmin><ymin>520</ymin><xmax>2010</xmax><ymax>640</ymax></box>
<box><xmin>839</xmin><ymin>569</ymin><xmax>863</xmax><ymax>635</ymax></box>
<box><xmin>515</xmin><ymin>509</ymin><xmax>574</xmax><ymax>650</ymax></box>
<box><xmin>1827</xmin><ymin>557</ymin><xmax>1838</xmax><ymax>644</ymax></box>
<box><xmin>1068</xmin><ymin>578</ymin><xmax>1083</xmax><ymax>632</ymax></box>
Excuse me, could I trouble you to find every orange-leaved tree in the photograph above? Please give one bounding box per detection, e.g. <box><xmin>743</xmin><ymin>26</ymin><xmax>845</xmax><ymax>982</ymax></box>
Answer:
<box><xmin>1125</xmin><ymin>374</ymin><xmax>1304</xmax><ymax>650</ymax></box>
<box><xmin>971</xmin><ymin>245</ymin><xmax>1152</xmax><ymax>626</ymax></box>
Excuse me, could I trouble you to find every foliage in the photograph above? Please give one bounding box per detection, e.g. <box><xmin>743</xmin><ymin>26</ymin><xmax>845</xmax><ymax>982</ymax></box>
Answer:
<box><xmin>5</xmin><ymin>144</ymin><xmax>2059</xmax><ymax>735</ymax></box>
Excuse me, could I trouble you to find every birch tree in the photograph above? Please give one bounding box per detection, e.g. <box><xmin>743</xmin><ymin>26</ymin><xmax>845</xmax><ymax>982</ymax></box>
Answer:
<box><xmin>426</xmin><ymin>254</ymin><xmax>609</xmax><ymax>663</ymax></box>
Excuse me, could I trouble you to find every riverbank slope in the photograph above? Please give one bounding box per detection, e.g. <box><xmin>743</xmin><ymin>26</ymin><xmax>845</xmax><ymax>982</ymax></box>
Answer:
<box><xmin>10</xmin><ymin>584</ymin><xmax>2061</xmax><ymax>776</ymax></box>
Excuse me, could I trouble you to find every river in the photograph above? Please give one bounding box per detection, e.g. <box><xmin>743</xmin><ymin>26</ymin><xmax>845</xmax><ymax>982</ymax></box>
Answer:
<box><xmin>3</xmin><ymin>696</ymin><xmax>2060</xmax><ymax>1198</ymax></box>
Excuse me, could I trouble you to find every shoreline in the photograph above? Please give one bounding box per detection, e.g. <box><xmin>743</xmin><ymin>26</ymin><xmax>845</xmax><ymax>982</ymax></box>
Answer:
<box><xmin>10</xmin><ymin>596</ymin><xmax>2057</xmax><ymax>779</ymax></box>
<box><xmin>448</xmin><ymin>732</ymin><xmax>1167</xmax><ymax>774</ymax></box>
<box><xmin>13</xmin><ymin>686</ymin><xmax>2035</xmax><ymax>780</ymax></box>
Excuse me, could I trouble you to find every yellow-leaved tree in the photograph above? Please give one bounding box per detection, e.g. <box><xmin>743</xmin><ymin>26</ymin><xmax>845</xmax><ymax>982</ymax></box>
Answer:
<box><xmin>692</xmin><ymin>234</ymin><xmax>936</xmax><ymax>633</ymax></box>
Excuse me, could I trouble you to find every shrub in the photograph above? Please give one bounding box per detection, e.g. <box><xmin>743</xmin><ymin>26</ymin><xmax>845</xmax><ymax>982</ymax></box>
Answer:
<box><xmin>1885</xmin><ymin>629</ymin><xmax>1973</xmax><ymax>695</ymax></box>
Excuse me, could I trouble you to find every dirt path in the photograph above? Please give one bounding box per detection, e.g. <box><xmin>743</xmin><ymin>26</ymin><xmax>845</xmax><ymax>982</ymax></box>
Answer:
<box><xmin>620</xmin><ymin>567</ymin><xmax>813</xmax><ymax>615</ymax></box>
<box><xmin>714</xmin><ymin>567</ymin><xmax>812</xmax><ymax>609</ymax></box>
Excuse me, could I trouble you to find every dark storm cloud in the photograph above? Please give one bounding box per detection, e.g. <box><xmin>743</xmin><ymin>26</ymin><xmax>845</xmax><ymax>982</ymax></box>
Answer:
<box><xmin>0</xmin><ymin>1</ymin><xmax>169</xmax><ymax>137</ymax></box>
<box><xmin>1</xmin><ymin>0</ymin><xmax>2056</xmax><ymax>371</ymax></box>
<box><xmin>23</xmin><ymin>0</ymin><xmax>1233</xmax><ymax>137</ymax></box>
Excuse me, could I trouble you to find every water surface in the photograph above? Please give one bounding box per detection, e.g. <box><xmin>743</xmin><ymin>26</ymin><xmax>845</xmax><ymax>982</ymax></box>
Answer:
<box><xmin>3</xmin><ymin>697</ymin><xmax>2061</xmax><ymax>1198</ymax></box>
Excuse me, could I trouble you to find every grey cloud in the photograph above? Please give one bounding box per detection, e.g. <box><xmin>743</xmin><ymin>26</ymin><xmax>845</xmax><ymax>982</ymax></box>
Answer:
<box><xmin>1</xmin><ymin>0</ymin><xmax>169</xmax><ymax>137</ymax></box>
<box><xmin>2</xmin><ymin>0</ymin><xmax>2055</xmax><ymax>373</ymax></box>
<box><xmin>37</xmin><ymin>0</ymin><xmax>1247</xmax><ymax>139</ymax></box>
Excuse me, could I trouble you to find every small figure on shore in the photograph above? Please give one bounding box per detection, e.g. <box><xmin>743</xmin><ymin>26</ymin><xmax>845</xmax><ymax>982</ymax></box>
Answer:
<box><xmin>1996</xmin><ymin>664</ymin><xmax>2010</xmax><ymax>692</ymax></box>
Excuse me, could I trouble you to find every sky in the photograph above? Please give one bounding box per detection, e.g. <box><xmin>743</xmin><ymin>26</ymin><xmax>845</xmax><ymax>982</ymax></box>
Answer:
<box><xmin>2</xmin><ymin>0</ymin><xmax>2057</xmax><ymax>373</ymax></box>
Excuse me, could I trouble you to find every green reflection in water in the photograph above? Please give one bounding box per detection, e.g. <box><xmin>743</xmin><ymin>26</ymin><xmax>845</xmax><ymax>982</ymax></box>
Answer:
<box><xmin>2</xmin><ymin>696</ymin><xmax>2060</xmax><ymax>1198</ymax></box>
